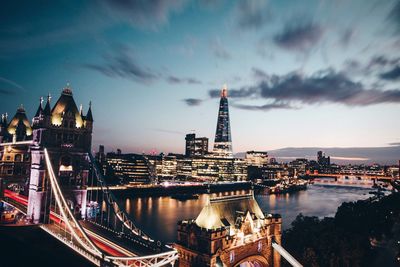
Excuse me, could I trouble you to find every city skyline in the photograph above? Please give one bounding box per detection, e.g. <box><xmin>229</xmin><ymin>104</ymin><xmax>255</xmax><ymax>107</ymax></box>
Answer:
<box><xmin>1</xmin><ymin>0</ymin><xmax>400</xmax><ymax>157</ymax></box>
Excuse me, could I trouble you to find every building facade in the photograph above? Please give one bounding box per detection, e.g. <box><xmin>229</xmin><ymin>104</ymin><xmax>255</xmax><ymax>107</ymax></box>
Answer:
<box><xmin>245</xmin><ymin>151</ymin><xmax>269</xmax><ymax>167</ymax></box>
<box><xmin>175</xmin><ymin>193</ymin><xmax>282</xmax><ymax>267</ymax></box>
<box><xmin>185</xmin><ymin>133</ymin><xmax>209</xmax><ymax>157</ymax></box>
<box><xmin>104</xmin><ymin>153</ymin><xmax>152</xmax><ymax>185</ymax></box>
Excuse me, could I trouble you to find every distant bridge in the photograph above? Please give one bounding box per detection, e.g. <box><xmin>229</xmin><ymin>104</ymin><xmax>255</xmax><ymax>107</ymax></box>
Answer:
<box><xmin>308</xmin><ymin>173</ymin><xmax>394</xmax><ymax>182</ymax></box>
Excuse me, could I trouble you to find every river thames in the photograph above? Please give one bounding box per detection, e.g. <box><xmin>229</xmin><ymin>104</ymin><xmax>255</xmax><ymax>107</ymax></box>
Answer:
<box><xmin>121</xmin><ymin>185</ymin><xmax>372</xmax><ymax>243</ymax></box>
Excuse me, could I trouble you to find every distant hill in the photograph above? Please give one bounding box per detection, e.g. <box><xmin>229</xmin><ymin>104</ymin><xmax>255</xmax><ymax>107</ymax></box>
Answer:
<box><xmin>236</xmin><ymin>145</ymin><xmax>400</xmax><ymax>165</ymax></box>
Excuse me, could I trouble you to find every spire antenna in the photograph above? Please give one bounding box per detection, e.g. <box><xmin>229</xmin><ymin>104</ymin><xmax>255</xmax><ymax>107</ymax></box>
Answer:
<box><xmin>221</xmin><ymin>84</ymin><xmax>228</xmax><ymax>98</ymax></box>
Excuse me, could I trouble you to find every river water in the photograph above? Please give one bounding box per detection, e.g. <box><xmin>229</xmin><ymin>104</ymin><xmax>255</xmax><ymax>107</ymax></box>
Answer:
<box><xmin>120</xmin><ymin>185</ymin><xmax>372</xmax><ymax>243</ymax></box>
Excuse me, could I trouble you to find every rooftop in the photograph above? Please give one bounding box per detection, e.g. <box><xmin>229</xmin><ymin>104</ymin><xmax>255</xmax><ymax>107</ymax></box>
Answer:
<box><xmin>195</xmin><ymin>193</ymin><xmax>265</xmax><ymax>230</ymax></box>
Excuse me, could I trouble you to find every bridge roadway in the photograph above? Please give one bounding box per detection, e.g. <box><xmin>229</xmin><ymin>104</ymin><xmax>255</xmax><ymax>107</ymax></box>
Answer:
<box><xmin>2</xmin><ymin>189</ymin><xmax>155</xmax><ymax>258</ymax></box>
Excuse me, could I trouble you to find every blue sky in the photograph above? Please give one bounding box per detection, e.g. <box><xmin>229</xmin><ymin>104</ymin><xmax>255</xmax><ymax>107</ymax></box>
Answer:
<box><xmin>1</xmin><ymin>0</ymin><xmax>400</xmax><ymax>155</ymax></box>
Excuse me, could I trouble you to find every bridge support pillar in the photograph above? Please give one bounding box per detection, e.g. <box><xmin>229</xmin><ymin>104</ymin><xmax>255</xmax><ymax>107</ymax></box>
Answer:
<box><xmin>27</xmin><ymin>148</ymin><xmax>48</xmax><ymax>224</ymax></box>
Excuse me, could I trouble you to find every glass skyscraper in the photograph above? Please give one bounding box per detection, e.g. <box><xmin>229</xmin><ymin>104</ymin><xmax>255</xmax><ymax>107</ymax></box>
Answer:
<box><xmin>213</xmin><ymin>85</ymin><xmax>233</xmax><ymax>158</ymax></box>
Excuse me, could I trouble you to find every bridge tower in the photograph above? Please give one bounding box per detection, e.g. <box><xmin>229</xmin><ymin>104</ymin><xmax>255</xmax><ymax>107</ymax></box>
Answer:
<box><xmin>175</xmin><ymin>193</ymin><xmax>282</xmax><ymax>267</ymax></box>
<box><xmin>27</xmin><ymin>85</ymin><xmax>94</xmax><ymax>223</ymax></box>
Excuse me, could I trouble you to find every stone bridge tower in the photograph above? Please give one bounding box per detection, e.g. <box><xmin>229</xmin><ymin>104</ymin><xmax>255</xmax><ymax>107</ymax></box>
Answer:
<box><xmin>175</xmin><ymin>193</ymin><xmax>282</xmax><ymax>267</ymax></box>
<box><xmin>27</xmin><ymin>85</ymin><xmax>93</xmax><ymax>223</ymax></box>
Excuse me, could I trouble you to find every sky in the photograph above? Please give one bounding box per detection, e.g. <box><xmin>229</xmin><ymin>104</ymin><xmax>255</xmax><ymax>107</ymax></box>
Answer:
<box><xmin>1</xmin><ymin>0</ymin><xmax>400</xmax><ymax>157</ymax></box>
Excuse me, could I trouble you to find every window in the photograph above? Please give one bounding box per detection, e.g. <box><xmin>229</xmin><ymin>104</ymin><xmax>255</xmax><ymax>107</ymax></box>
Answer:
<box><xmin>15</xmin><ymin>154</ymin><xmax>22</xmax><ymax>162</ymax></box>
<box><xmin>229</xmin><ymin>251</ymin><xmax>235</xmax><ymax>263</ymax></box>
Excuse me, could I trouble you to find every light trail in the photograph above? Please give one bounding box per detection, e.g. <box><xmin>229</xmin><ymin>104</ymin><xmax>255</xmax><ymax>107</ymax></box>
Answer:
<box><xmin>272</xmin><ymin>241</ymin><xmax>303</xmax><ymax>267</ymax></box>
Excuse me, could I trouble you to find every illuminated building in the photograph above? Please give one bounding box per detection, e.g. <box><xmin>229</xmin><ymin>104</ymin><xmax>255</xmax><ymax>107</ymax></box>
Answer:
<box><xmin>185</xmin><ymin>133</ymin><xmax>209</xmax><ymax>157</ymax></box>
<box><xmin>104</xmin><ymin>153</ymin><xmax>151</xmax><ymax>185</ymax></box>
<box><xmin>213</xmin><ymin>85</ymin><xmax>233</xmax><ymax>158</ymax></box>
<box><xmin>0</xmin><ymin>107</ymin><xmax>32</xmax><ymax>185</ymax></box>
<box><xmin>245</xmin><ymin>151</ymin><xmax>269</xmax><ymax>167</ymax></box>
<box><xmin>175</xmin><ymin>193</ymin><xmax>282</xmax><ymax>267</ymax></box>
<box><xmin>184</xmin><ymin>156</ymin><xmax>246</xmax><ymax>182</ymax></box>
<box><xmin>148</xmin><ymin>153</ymin><xmax>178</xmax><ymax>181</ymax></box>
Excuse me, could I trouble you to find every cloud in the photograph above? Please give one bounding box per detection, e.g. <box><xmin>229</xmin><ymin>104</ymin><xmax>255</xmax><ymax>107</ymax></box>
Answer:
<box><xmin>380</xmin><ymin>65</ymin><xmax>400</xmax><ymax>80</ymax></box>
<box><xmin>236</xmin><ymin>0</ymin><xmax>271</xmax><ymax>30</ymax></box>
<box><xmin>274</xmin><ymin>22</ymin><xmax>323</xmax><ymax>52</ymax></box>
<box><xmin>388</xmin><ymin>142</ymin><xmax>400</xmax><ymax>146</ymax></box>
<box><xmin>199</xmin><ymin>0</ymin><xmax>225</xmax><ymax>10</ymax></box>
<box><xmin>83</xmin><ymin>49</ymin><xmax>158</xmax><ymax>83</ymax></box>
<box><xmin>340</xmin><ymin>28</ymin><xmax>354</xmax><ymax>48</ymax></box>
<box><xmin>102</xmin><ymin>0</ymin><xmax>187</xmax><ymax>30</ymax></box>
<box><xmin>0</xmin><ymin>77</ymin><xmax>24</xmax><ymax>95</ymax></box>
<box><xmin>166</xmin><ymin>76</ymin><xmax>202</xmax><ymax>84</ymax></box>
<box><xmin>210</xmin><ymin>37</ymin><xmax>231</xmax><ymax>60</ymax></box>
<box><xmin>232</xmin><ymin>102</ymin><xmax>294</xmax><ymax>111</ymax></box>
<box><xmin>251</xmin><ymin>67</ymin><xmax>269</xmax><ymax>80</ymax></box>
<box><xmin>206</xmin><ymin>69</ymin><xmax>400</xmax><ymax>111</ymax></box>
<box><xmin>183</xmin><ymin>98</ymin><xmax>203</xmax><ymax>106</ymax></box>
<box><xmin>209</xmin><ymin>87</ymin><xmax>258</xmax><ymax>98</ymax></box>
<box><xmin>388</xmin><ymin>1</ymin><xmax>400</xmax><ymax>34</ymax></box>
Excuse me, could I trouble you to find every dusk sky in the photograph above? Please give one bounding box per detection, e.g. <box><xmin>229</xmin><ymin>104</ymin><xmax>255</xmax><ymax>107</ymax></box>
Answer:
<box><xmin>1</xmin><ymin>0</ymin><xmax>400</xmax><ymax>156</ymax></box>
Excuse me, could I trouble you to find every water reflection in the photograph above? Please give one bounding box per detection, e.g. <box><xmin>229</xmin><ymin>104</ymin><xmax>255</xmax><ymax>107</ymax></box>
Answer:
<box><xmin>120</xmin><ymin>185</ymin><xmax>371</xmax><ymax>242</ymax></box>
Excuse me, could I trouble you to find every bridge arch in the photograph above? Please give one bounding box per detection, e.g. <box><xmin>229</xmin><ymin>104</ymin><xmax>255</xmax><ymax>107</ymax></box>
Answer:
<box><xmin>234</xmin><ymin>254</ymin><xmax>269</xmax><ymax>267</ymax></box>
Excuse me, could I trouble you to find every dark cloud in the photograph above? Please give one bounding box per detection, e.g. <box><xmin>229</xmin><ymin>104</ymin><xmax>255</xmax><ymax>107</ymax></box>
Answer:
<box><xmin>251</xmin><ymin>67</ymin><xmax>269</xmax><ymax>80</ymax></box>
<box><xmin>207</xmin><ymin>69</ymin><xmax>400</xmax><ymax>111</ymax></box>
<box><xmin>340</xmin><ymin>28</ymin><xmax>354</xmax><ymax>47</ymax></box>
<box><xmin>388</xmin><ymin>142</ymin><xmax>400</xmax><ymax>146</ymax></box>
<box><xmin>274</xmin><ymin>22</ymin><xmax>323</xmax><ymax>52</ymax></box>
<box><xmin>83</xmin><ymin>49</ymin><xmax>157</xmax><ymax>83</ymax></box>
<box><xmin>102</xmin><ymin>0</ymin><xmax>187</xmax><ymax>30</ymax></box>
<box><xmin>367</xmin><ymin>55</ymin><xmax>400</xmax><ymax>70</ymax></box>
<box><xmin>209</xmin><ymin>87</ymin><xmax>257</xmax><ymax>98</ymax></box>
<box><xmin>210</xmin><ymin>38</ymin><xmax>231</xmax><ymax>60</ymax></box>
<box><xmin>0</xmin><ymin>88</ymin><xmax>15</xmax><ymax>95</ymax></box>
<box><xmin>232</xmin><ymin>102</ymin><xmax>293</xmax><ymax>111</ymax></box>
<box><xmin>183</xmin><ymin>98</ymin><xmax>203</xmax><ymax>106</ymax></box>
<box><xmin>388</xmin><ymin>1</ymin><xmax>400</xmax><ymax>33</ymax></box>
<box><xmin>380</xmin><ymin>65</ymin><xmax>400</xmax><ymax>80</ymax></box>
<box><xmin>236</xmin><ymin>0</ymin><xmax>271</xmax><ymax>30</ymax></box>
<box><xmin>167</xmin><ymin>76</ymin><xmax>202</xmax><ymax>84</ymax></box>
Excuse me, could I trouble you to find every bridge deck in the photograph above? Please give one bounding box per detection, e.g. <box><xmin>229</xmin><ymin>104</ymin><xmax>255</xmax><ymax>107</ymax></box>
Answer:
<box><xmin>2</xmin><ymin>189</ymin><xmax>162</xmax><ymax>259</ymax></box>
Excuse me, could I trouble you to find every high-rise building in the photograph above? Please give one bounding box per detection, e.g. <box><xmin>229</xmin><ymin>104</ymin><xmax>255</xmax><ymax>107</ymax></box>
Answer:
<box><xmin>213</xmin><ymin>85</ymin><xmax>233</xmax><ymax>158</ymax></box>
<box><xmin>185</xmin><ymin>133</ymin><xmax>208</xmax><ymax>157</ymax></box>
<box><xmin>95</xmin><ymin>144</ymin><xmax>105</xmax><ymax>163</ymax></box>
<box><xmin>317</xmin><ymin>151</ymin><xmax>330</xmax><ymax>168</ymax></box>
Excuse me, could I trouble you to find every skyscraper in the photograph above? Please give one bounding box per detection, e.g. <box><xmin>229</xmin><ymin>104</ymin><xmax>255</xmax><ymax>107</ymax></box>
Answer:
<box><xmin>213</xmin><ymin>85</ymin><xmax>233</xmax><ymax>158</ymax></box>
